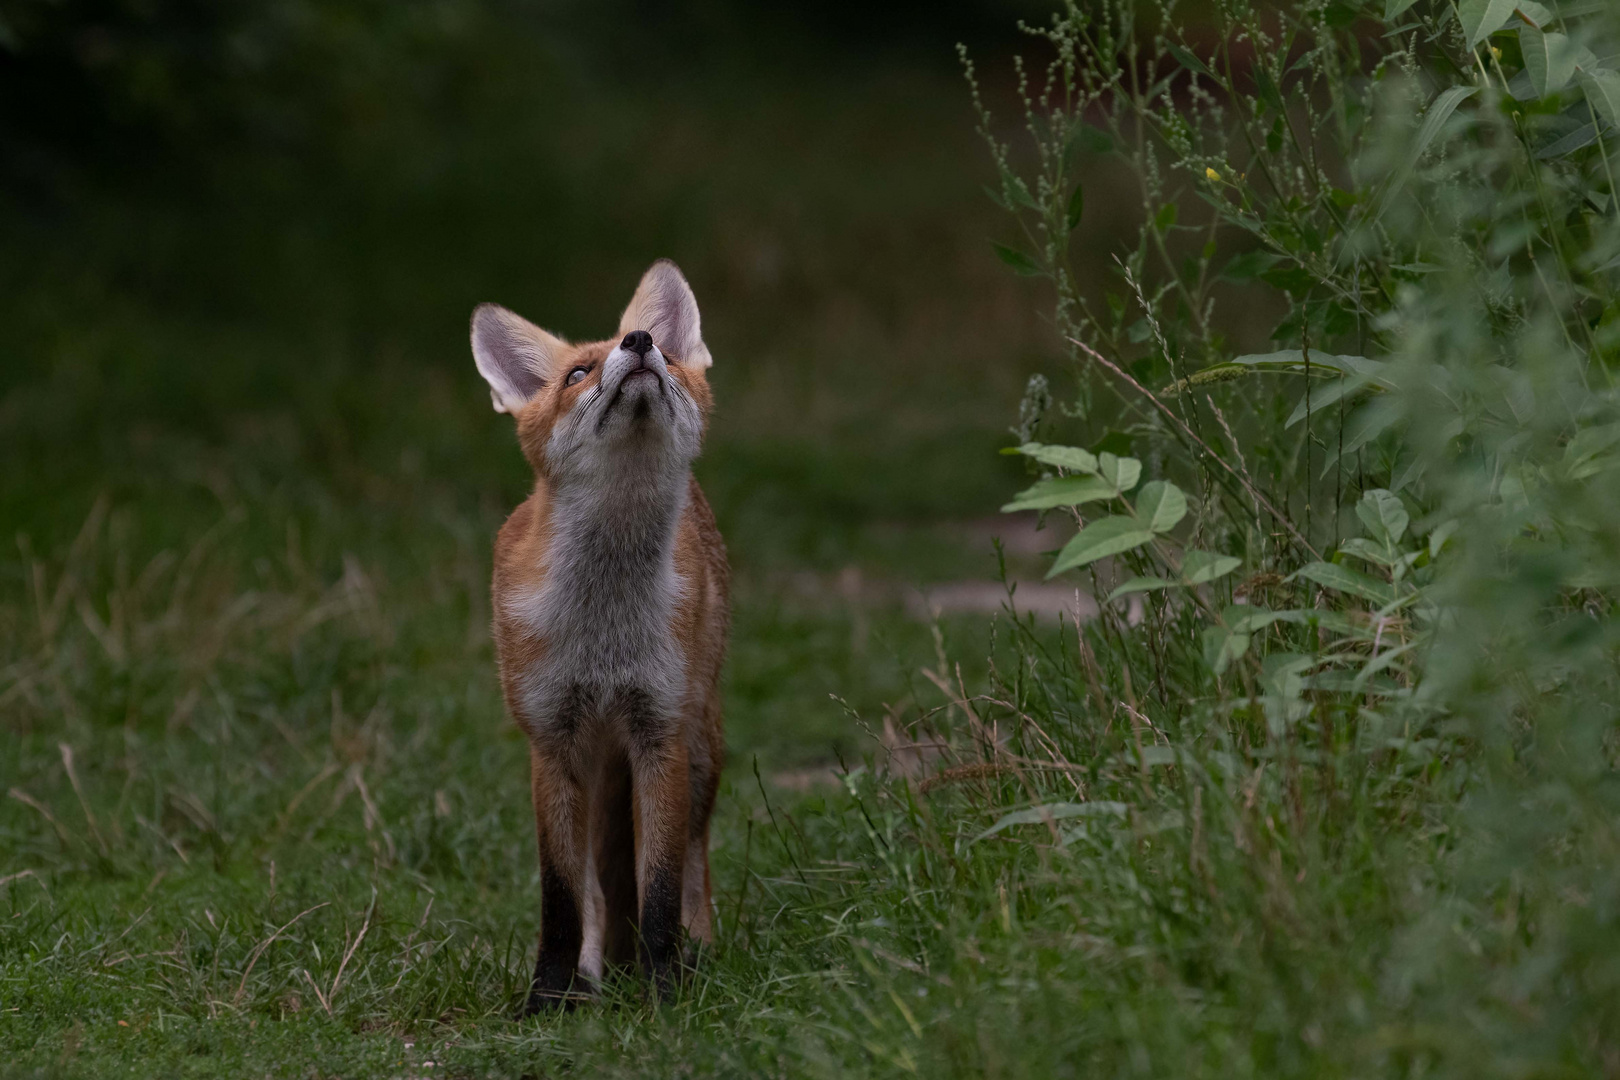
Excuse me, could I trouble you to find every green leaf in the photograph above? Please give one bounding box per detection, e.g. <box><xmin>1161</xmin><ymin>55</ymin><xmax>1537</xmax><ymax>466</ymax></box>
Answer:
<box><xmin>1066</xmin><ymin>184</ymin><xmax>1085</xmax><ymax>231</ymax></box>
<box><xmin>1224</xmin><ymin>605</ymin><xmax>1286</xmax><ymax>634</ymax></box>
<box><xmin>1231</xmin><ymin>350</ymin><xmax>1381</xmax><ymax>379</ymax></box>
<box><xmin>1355</xmin><ymin>489</ymin><xmax>1409</xmax><ymax>545</ymax></box>
<box><xmin>1319</xmin><ymin>399</ymin><xmax>1402</xmax><ymax>478</ymax></box>
<box><xmin>1354</xmin><ymin>641</ymin><xmax>1421</xmax><ymax>690</ymax></box>
<box><xmin>1181</xmin><ymin>549</ymin><xmax>1241</xmax><ymax>584</ymax></box>
<box><xmin>1505</xmin><ymin>68</ymin><xmax>1538</xmax><ymax>101</ymax></box>
<box><xmin>993</xmin><ymin>243</ymin><xmax>1041</xmax><ymax>276</ymax></box>
<box><xmin>976</xmin><ymin>801</ymin><xmax>1127</xmax><ymax>842</ymax></box>
<box><xmin>1007</xmin><ymin>443</ymin><xmax>1099</xmax><ymax>474</ymax></box>
<box><xmin>1522</xmin><ymin>27</ymin><xmax>1578</xmax><ymax>97</ymax></box>
<box><xmin>1166</xmin><ymin>42</ymin><xmax>1211</xmax><ymax>76</ymax></box>
<box><xmin>1579</xmin><ymin>69</ymin><xmax>1620</xmax><ymax>130</ymax></box>
<box><xmin>1375</xmin><ymin>86</ymin><xmax>1478</xmax><ymax>223</ymax></box>
<box><xmin>1006</xmin><ymin>177</ymin><xmax>1041</xmax><ymax>211</ymax></box>
<box><xmin>1285</xmin><ymin>375</ymin><xmax>1376</xmax><ymax>428</ymax></box>
<box><xmin>1564</xmin><ymin>421</ymin><xmax>1620</xmax><ymax>479</ymax></box>
<box><xmin>1572</xmin><ymin>45</ymin><xmax>1604</xmax><ymax>72</ymax></box>
<box><xmin>1048</xmin><ymin>517</ymin><xmax>1155</xmax><ymax>577</ymax></box>
<box><xmin>1537</xmin><ymin>122</ymin><xmax>1600</xmax><ymax>160</ymax></box>
<box><xmin>1458</xmin><ymin>0</ymin><xmax>1518</xmax><ymax>47</ymax></box>
<box><xmin>1261</xmin><ymin>263</ymin><xmax>1317</xmax><ymax>296</ymax></box>
<box><xmin>1261</xmin><ymin>652</ymin><xmax>1315</xmax><ymax>700</ymax></box>
<box><xmin>1220</xmin><ymin>250</ymin><xmax>1283</xmax><ymax>281</ymax></box>
<box><xmin>1064</xmin><ymin>122</ymin><xmax>1113</xmax><ymax>162</ymax></box>
<box><xmin>1002</xmin><ymin>475</ymin><xmax>1119</xmax><ymax>512</ymax></box>
<box><xmin>1391</xmin><ymin>452</ymin><xmax>1432</xmax><ymax>494</ymax></box>
<box><xmin>1290</xmin><ymin>561</ymin><xmax>1396</xmax><ymax>606</ymax></box>
<box><xmin>1202</xmin><ymin>625</ymin><xmax>1251</xmax><ymax>674</ymax></box>
<box><xmin>1154</xmin><ymin>202</ymin><xmax>1179</xmax><ymax>232</ymax></box>
<box><xmin>1097</xmin><ymin>453</ymin><xmax>1142</xmax><ymax>493</ymax></box>
<box><xmin>1338</xmin><ymin>537</ymin><xmax>1396</xmax><ymax>567</ymax></box>
<box><xmin>1384</xmin><ymin>0</ymin><xmax>1421</xmax><ymax>20</ymax></box>
<box><xmin>1269</xmin><ymin>607</ymin><xmax>1371</xmax><ymax>639</ymax></box>
<box><xmin>1253</xmin><ymin>65</ymin><xmax>1285</xmax><ymax>115</ymax></box>
<box><xmin>1513</xmin><ymin>0</ymin><xmax>1552</xmax><ymax>27</ymax></box>
<box><xmin>1107</xmin><ymin>576</ymin><xmax>1176</xmax><ymax>601</ymax></box>
<box><xmin>1134</xmin><ymin>480</ymin><xmax>1188</xmax><ymax>533</ymax></box>
<box><xmin>1429</xmin><ymin>520</ymin><xmax>1460</xmax><ymax>559</ymax></box>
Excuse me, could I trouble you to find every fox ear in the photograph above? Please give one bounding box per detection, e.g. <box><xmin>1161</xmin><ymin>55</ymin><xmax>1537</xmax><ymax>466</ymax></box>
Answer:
<box><xmin>617</xmin><ymin>260</ymin><xmax>712</xmax><ymax>369</ymax></box>
<box><xmin>470</xmin><ymin>304</ymin><xmax>567</xmax><ymax>413</ymax></box>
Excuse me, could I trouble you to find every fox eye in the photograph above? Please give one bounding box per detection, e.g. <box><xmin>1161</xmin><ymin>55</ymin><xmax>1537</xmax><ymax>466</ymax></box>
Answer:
<box><xmin>565</xmin><ymin>365</ymin><xmax>590</xmax><ymax>386</ymax></box>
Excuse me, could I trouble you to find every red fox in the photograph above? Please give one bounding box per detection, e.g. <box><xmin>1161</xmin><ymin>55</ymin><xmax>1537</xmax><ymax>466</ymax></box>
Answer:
<box><xmin>470</xmin><ymin>260</ymin><xmax>728</xmax><ymax>1011</ymax></box>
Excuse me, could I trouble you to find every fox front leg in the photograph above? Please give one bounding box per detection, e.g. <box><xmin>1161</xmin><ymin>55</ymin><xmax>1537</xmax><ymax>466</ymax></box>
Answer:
<box><xmin>524</xmin><ymin>745</ymin><xmax>592</xmax><ymax>1014</ymax></box>
<box><xmin>627</xmin><ymin>710</ymin><xmax>691</xmax><ymax>996</ymax></box>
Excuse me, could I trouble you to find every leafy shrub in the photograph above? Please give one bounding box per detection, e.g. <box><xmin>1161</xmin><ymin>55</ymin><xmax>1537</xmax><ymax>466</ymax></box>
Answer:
<box><xmin>819</xmin><ymin>0</ymin><xmax>1620</xmax><ymax>1071</ymax></box>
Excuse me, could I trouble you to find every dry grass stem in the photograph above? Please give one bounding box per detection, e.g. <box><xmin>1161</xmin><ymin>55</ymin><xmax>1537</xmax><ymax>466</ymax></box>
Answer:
<box><xmin>233</xmin><ymin>903</ymin><xmax>332</xmax><ymax>1006</ymax></box>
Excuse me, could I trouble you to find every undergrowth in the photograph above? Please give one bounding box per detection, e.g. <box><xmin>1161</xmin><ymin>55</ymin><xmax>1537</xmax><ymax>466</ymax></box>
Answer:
<box><xmin>897</xmin><ymin>0</ymin><xmax>1620</xmax><ymax>1072</ymax></box>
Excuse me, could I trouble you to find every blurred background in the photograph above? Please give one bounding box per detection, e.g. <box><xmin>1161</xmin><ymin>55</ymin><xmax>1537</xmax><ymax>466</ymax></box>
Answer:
<box><xmin>0</xmin><ymin>0</ymin><xmax>1083</xmax><ymax>770</ymax></box>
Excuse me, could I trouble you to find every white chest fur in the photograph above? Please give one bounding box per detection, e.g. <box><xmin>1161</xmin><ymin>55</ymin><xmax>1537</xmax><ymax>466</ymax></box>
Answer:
<box><xmin>503</xmin><ymin>470</ymin><xmax>691</xmax><ymax>736</ymax></box>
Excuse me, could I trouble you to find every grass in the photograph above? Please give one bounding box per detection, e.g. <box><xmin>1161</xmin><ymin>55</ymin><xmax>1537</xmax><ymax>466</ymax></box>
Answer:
<box><xmin>0</xmin><ymin>489</ymin><xmax>1444</xmax><ymax>1076</ymax></box>
<box><xmin>0</xmin><ymin>494</ymin><xmax>1458</xmax><ymax>1078</ymax></box>
<box><xmin>0</xmin><ymin>458</ymin><xmax>1468</xmax><ymax>1078</ymax></box>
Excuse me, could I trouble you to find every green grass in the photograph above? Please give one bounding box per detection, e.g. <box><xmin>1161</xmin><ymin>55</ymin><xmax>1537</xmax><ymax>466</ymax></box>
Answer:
<box><xmin>0</xmin><ymin>412</ymin><xmax>1463</xmax><ymax>1079</ymax></box>
<box><xmin>0</xmin><ymin>485</ymin><xmax>1450</xmax><ymax>1076</ymax></box>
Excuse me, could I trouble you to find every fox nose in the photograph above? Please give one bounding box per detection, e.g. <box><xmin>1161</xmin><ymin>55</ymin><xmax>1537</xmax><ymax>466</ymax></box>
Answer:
<box><xmin>621</xmin><ymin>330</ymin><xmax>654</xmax><ymax>357</ymax></box>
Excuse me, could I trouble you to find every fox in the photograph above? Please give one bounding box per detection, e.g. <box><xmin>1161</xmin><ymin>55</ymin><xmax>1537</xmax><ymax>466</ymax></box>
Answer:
<box><xmin>469</xmin><ymin>260</ymin><xmax>728</xmax><ymax>1012</ymax></box>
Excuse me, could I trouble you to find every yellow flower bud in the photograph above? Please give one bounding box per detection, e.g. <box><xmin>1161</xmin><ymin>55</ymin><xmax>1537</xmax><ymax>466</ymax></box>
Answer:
<box><xmin>1206</xmin><ymin>167</ymin><xmax>1222</xmax><ymax>182</ymax></box>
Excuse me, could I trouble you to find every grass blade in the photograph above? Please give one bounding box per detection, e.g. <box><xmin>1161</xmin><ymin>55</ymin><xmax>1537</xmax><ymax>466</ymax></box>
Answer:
<box><xmin>1374</xmin><ymin>86</ymin><xmax>1479</xmax><ymax>223</ymax></box>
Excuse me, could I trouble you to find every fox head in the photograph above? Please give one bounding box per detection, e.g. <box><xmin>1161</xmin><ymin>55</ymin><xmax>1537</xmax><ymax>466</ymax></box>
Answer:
<box><xmin>471</xmin><ymin>260</ymin><xmax>713</xmax><ymax>484</ymax></box>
